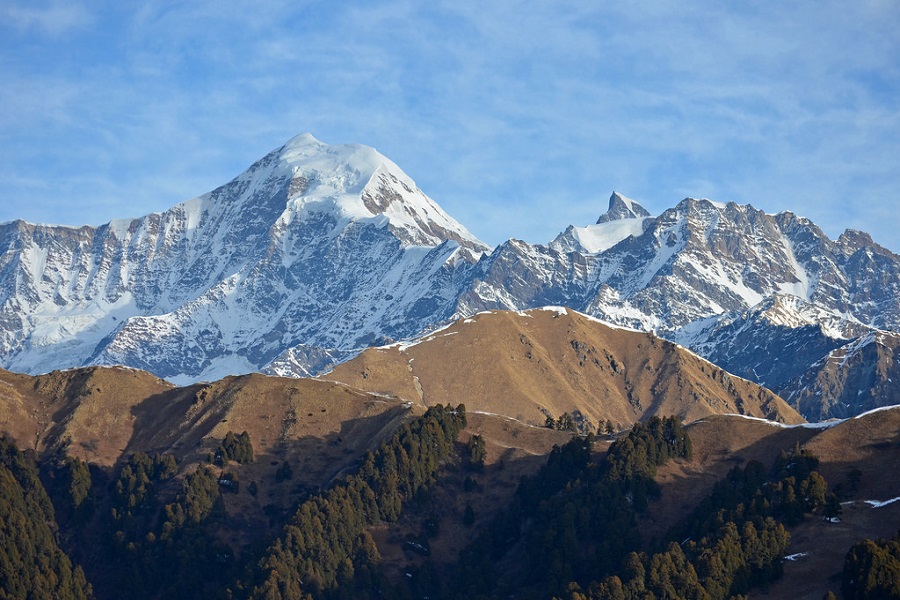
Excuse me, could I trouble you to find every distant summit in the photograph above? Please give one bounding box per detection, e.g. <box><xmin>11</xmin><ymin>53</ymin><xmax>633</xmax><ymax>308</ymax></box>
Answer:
<box><xmin>267</xmin><ymin>132</ymin><xmax>488</xmax><ymax>251</ymax></box>
<box><xmin>597</xmin><ymin>191</ymin><xmax>651</xmax><ymax>223</ymax></box>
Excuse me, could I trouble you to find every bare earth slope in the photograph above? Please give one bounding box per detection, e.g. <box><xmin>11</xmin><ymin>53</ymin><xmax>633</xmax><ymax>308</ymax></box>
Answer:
<box><xmin>0</xmin><ymin>366</ymin><xmax>174</xmax><ymax>464</ymax></box>
<box><xmin>0</xmin><ymin>366</ymin><xmax>414</xmax><ymax>473</ymax></box>
<box><xmin>323</xmin><ymin>307</ymin><xmax>803</xmax><ymax>430</ymax></box>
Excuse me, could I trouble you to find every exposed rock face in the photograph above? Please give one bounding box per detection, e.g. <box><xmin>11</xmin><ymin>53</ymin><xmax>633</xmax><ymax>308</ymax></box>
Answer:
<box><xmin>597</xmin><ymin>191</ymin><xmax>651</xmax><ymax>223</ymax></box>
<box><xmin>779</xmin><ymin>331</ymin><xmax>900</xmax><ymax>421</ymax></box>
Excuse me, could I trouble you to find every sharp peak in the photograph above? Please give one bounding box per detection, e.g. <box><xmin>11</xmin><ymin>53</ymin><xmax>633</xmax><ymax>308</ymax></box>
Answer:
<box><xmin>265</xmin><ymin>133</ymin><xmax>489</xmax><ymax>252</ymax></box>
<box><xmin>597</xmin><ymin>192</ymin><xmax>651</xmax><ymax>223</ymax></box>
<box><xmin>265</xmin><ymin>133</ymin><xmax>414</xmax><ymax>195</ymax></box>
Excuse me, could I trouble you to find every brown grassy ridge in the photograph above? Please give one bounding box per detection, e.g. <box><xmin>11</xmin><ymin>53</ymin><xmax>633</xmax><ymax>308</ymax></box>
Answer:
<box><xmin>323</xmin><ymin>307</ymin><xmax>804</xmax><ymax>430</ymax></box>
<box><xmin>14</xmin><ymin>306</ymin><xmax>898</xmax><ymax>593</ymax></box>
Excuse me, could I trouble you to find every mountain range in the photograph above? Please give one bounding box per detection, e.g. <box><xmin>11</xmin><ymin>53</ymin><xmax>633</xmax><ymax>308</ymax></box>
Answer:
<box><xmin>2</xmin><ymin>133</ymin><xmax>899</xmax><ymax>420</ymax></box>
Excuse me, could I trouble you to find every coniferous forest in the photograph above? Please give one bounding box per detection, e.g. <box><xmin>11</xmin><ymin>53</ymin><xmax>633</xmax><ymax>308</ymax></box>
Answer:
<box><xmin>1</xmin><ymin>411</ymin><xmax>898</xmax><ymax>599</ymax></box>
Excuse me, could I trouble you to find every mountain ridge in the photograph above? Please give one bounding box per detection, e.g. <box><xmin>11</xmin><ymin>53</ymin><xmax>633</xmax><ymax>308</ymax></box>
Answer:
<box><xmin>322</xmin><ymin>307</ymin><xmax>804</xmax><ymax>428</ymax></box>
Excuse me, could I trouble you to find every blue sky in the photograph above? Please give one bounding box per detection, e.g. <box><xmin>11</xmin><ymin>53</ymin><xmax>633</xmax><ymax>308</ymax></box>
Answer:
<box><xmin>1</xmin><ymin>1</ymin><xmax>898</xmax><ymax>251</ymax></box>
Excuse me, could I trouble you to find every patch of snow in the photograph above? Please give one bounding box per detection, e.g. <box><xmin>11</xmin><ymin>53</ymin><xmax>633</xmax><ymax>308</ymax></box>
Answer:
<box><xmin>681</xmin><ymin>253</ymin><xmax>763</xmax><ymax>307</ymax></box>
<box><xmin>784</xmin><ymin>552</ymin><xmax>808</xmax><ymax>561</ymax></box>
<box><xmin>777</xmin><ymin>237</ymin><xmax>813</xmax><ymax>301</ymax></box>
<box><xmin>638</xmin><ymin>223</ymin><xmax>684</xmax><ymax>289</ymax></box>
<box><xmin>392</xmin><ymin>320</ymin><xmax>459</xmax><ymax>351</ymax></box>
<box><xmin>556</xmin><ymin>218</ymin><xmax>647</xmax><ymax>254</ymax></box>
<box><xmin>469</xmin><ymin>410</ymin><xmax>547</xmax><ymax>430</ymax></box>
<box><xmin>721</xmin><ymin>413</ymin><xmax>841</xmax><ymax>429</ymax></box>
<box><xmin>107</xmin><ymin>218</ymin><xmax>134</xmax><ymax>239</ymax></box>
<box><xmin>167</xmin><ymin>354</ymin><xmax>259</xmax><ymax>386</ymax></box>
<box><xmin>616</xmin><ymin>193</ymin><xmax>644</xmax><ymax>214</ymax></box>
<box><xmin>863</xmin><ymin>496</ymin><xmax>900</xmax><ymax>508</ymax></box>
<box><xmin>574</xmin><ymin>308</ymin><xmax>646</xmax><ymax>333</ymax></box>
<box><xmin>853</xmin><ymin>404</ymin><xmax>900</xmax><ymax>419</ymax></box>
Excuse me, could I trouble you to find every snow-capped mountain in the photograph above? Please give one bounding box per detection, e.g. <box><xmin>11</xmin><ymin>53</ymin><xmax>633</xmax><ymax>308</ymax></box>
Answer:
<box><xmin>2</xmin><ymin>136</ymin><xmax>898</xmax><ymax>418</ymax></box>
<box><xmin>462</xmin><ymin>195</ymin><xmax>900</xmax><ymax>333</ymax></box>
<box><xmin>0</xmin><ymin>134</ymin><xmax>488</xmax><ymax>383</ymax></box>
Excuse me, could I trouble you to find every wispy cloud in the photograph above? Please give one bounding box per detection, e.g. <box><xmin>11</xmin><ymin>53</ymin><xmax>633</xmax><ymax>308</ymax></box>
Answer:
<box><xmin>1</xmin><ymin>1</ymin><xmax>92</xmax><ymax>35</ymax></box>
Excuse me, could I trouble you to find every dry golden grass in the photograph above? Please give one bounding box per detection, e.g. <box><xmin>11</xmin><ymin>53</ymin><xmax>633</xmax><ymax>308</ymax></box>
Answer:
<box><xmin>324</xmin><ymin>309</ymin><xmax>803</xmax><ymax>430</ymax></box>
<box><xmin>0</xmin><ymin>366</ymin><xmax>174</xmax><ymax>464</ymax></box>
<box><xmin>758</xmin><ymin>408</ymin><xmax>900</xmax><ymax>599</ymax></box>
<box><xmin>2</xmin><ymin>358</ymin><xmax>897</xmax><ymax>594</ymax></box>
<box><xmin>0</xmin><ymin>365</ymin><xmax>418</xmax><ymax>491</ymax></box>
<box><xmin>644</xmin><ymin>415</ymin><xmax>818</xmax><ymax>543</ymax></box>
<box><xmin>1</xmin><ymin>365</ymin><xmax>428</xmax><ymax>550</ymax></box>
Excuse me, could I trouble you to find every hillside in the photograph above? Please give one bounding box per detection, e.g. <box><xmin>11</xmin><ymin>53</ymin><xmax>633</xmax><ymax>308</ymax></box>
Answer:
<box><xmin>323</xmin><ymin>307</ymin><xmax>804</xmax><ymax>430</ymax></box>
<box><xmin>647</xmin><ymin>408</ymin><xmax>900</xmax><ymax>600</ymax></box>
<box><xmin>781</xmin><ymin>330</ymin><xmax>900</xmax><ymax>420</ymax></box>
<box><xmin>0</xmin><ymin>365</ymin><xmax>416</xmax><ymax>487</ymax></box>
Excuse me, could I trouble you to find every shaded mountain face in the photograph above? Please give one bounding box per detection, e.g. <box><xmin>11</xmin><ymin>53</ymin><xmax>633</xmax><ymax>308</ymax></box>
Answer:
<box><xmin>652</xmin><ymin>407</ymin><xmax>900</xmax><ymax>600</ymax></box>
<box><xmin>779</xmin><ymin>331</ymin><xmax>900</xmax><ymax>421</ymax></box>
<box><xmin>1</xmin><ymin>136</ymin><xmax>898</xmax><ymax>419</ymax></box>
<box><xmin>322</xmin><ymin>307</ymin><xmax>804</xmax><ymax>429</ymax></box>
<box><xmin>0</xmin><ymin>364</ymin><xmax>416</xmax><ymax>471</ymax></box>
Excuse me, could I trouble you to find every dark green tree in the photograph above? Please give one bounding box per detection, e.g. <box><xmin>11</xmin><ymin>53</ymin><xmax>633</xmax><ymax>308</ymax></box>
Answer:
<box><xmin>466</xmin><ymin>434</ymin><xmax>486</xmax><ymax>470</ymax></box>
<box><xmin>842</xmin><ymin>531</ymin><xmax>900</xmax><ymax>599</ymax></box>
<box><xmin>217</xmin><ymin>431</ymin><xmax>254</xmax><ymax>465</ymax></box>
<box><xmin>0</xmin><ymin>436</ymin><xmax>94</xmax><ymax>600</ymax></box>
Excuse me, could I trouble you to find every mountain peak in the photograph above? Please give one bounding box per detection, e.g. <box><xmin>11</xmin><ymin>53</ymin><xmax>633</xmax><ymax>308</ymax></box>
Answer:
<box><xmin>597</xmin><ymin>192</ymin><xmax>651</xmax><ymax>223</ymax></box>
<box><xmin>265</xmin><ymin>134</ymin><xmax>488</xmax><ymax>251</ymax></box>
<box><xmin>276</xmin><ymin>134</ymin><xmax>388</xmax><ymax>185</ymax></box>
<box><xmin>283</xmin><ymin>132</ymin><xmax>323</xmax><ymax>147</ymax></box>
